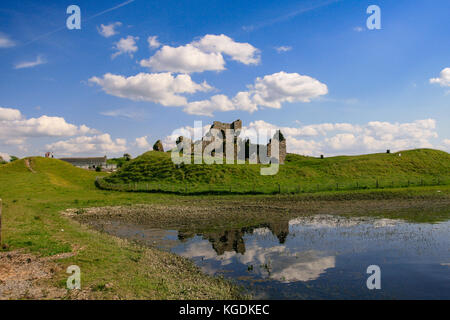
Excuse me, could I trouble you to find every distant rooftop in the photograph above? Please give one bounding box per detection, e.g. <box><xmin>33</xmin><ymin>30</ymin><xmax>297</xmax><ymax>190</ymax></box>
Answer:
<box><xmin>59</xmin><ymin>156</ymin><xmax>107</xmax><ymax>165</ymax></box>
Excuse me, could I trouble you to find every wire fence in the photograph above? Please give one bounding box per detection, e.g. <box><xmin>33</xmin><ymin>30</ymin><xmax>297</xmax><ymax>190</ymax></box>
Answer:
<box><xmin>95</xmin><ymin>176</ymin><xmax>450</xmax><ymax>195</ymax></box>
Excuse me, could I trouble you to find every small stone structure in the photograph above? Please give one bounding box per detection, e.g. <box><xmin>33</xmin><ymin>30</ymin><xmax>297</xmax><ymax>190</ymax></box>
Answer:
<box><xmin>176</xmin><ymin>119</ymin><xmax>287</xmax><ymax>164</ymax></box>
<box><xmin>153</xmin><ymin>140</ymin><xmax>164</xmax><ymax>152</ymax></box>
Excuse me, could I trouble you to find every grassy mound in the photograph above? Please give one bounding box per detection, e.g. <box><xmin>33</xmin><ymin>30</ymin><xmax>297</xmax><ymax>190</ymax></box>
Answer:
<box><xmin>101</xmin><ymin>148</ymin><xmax>450</xmax><ymax>193</ymax></box>
<box><xmin>0</xmin><ymin>157</ymin><xmax>103</xmax><ymax>195</ymax></box>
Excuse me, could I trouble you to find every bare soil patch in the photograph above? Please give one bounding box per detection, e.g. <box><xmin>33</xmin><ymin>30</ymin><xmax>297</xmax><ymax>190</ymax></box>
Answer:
<box><xmin>0</xmin><ymin>250</ymin><xmax>91</xmax><ymax>300</ymax></box>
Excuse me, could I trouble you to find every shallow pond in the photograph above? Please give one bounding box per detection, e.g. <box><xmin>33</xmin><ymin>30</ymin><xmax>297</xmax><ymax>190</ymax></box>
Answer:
<box><xmin>84</xmin><ymin>214</ymin><xmax>450</xmax><ymax>299</ymax></box>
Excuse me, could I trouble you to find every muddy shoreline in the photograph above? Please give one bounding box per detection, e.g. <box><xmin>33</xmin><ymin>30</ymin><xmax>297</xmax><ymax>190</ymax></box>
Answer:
<box><xmin>66</xmin><ymin>196</ymin><xmax>450</xmax><ymax>231</ymax></box>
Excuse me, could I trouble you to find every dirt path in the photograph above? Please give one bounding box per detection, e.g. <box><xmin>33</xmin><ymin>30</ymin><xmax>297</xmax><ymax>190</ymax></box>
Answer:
<box><xmin>24</xmin><ymin>159</ymin><xmax>36</xmax><ymax>173</ymax></box>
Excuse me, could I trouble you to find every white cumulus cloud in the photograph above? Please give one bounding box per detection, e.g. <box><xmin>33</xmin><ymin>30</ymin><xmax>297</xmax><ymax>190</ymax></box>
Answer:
<box><xmin>250</xmin><ymin>71</ymin><xmax>328</xmax><ymax>108</ymax></box>
<box><xmin>245</xmin><ymin>119</ymin><xmax>440</xmax><ymax>156</ymax></box>
<box><xmin>135</xmin><ymin>136</ymin><xmax>151</xmax><ymax>149</ymax></box>
<box><xmin>184</xmin><ymin>94</ymin><xmax>235</xmax><ymax>117</ymax></box>
<box><xmin>441</xmin><ymin>139</ymin><xmax>450</xmax><ymax>152</ymax></box>
<box><xmin>0</xmin><ymin>107</ymin><xmax>131</xmax><ymax>157</ymax></box>
<box><xmin>192</xmin><ymin>34</ymin><xmax>260</xmax><ymax>65</ymax></box>
<box><xmin>93</xmin><ymin>71</ymin><xmax>327</xmax><ymax>117</ymax></box>
<box><xmin>140</xmin><ymin>44</ymin><xmax>225</xmax><ymax>73</ymax></box>
<box><xmin>97</xmin><ymin>22</ymin><xmax>122</xmax><ymax>38</ymax></box>
<box><xmin>184</xmin><ymin>71</ymin><xmax>328</xmax><ymax>116</ymax></box>
<box><xmin>0</xmin><ymin>107</ymin><xmax>22</xmax><ymax>121</ymax></box>
<box><xmin>430</xmin><ymin>67</ymin><xmax>450</xmax><ymax>87</ymax></box>
<box><xmin>112</xmin><ymin>35</ymin><xmax>139</xmax><ymax>59</ymax></box>
<box><xmin>140</xmin><ymin>34</ymin><xmax>259</xmax><ymax>73</ymax></box>
<box><xmin>89</xmin><ymin>72</ymin><xmax>212</xmax><ymax>106</ymax></box>
<box><xmin>0</xmin><ymin>109</ymin><xmax>97</xmax><ymax>139</ymax></box>
<box><xmin>147</xmin><ymin>35</ymin><xmax>160</xmax><ymax>49</ymax></box>
<box><xmin>46</xmin><ymin>134</ymin><xmax>127</xmax><ymax>155</ymax></box>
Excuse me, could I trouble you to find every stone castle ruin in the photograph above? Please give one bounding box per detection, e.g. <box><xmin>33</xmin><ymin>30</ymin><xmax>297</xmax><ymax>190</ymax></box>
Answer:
<box><xmin>171</xmin><ymin>119</ymin><xmax>287</xmax><ymax>164</ymax></box>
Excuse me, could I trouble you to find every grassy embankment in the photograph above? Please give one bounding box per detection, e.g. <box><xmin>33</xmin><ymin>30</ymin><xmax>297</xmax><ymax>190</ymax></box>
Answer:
<box><xmin>100</xmin><ymin>148</ymin><xmax>450</xmax><ymax>194</ymax></box>
<box><xmin>0</xmin><ymin>149</ymin><xmax>449</xmax><ymax>299</ymax></box>
<box><xmin>0</xmin><ymin>158</ymin><xmax>242</xmax><ymax>299</ymax></box>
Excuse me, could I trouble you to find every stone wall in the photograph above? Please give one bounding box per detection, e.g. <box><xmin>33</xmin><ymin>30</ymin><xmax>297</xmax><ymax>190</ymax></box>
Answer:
<box><xmin>210</xmin><ymin>119</ymin><xmax>242</xmax><ymax>133</ymax></box>
<box><xmin>267</xmin><ymin>130</ymin><xmax>287</xmax><ymax>164</ymax></box>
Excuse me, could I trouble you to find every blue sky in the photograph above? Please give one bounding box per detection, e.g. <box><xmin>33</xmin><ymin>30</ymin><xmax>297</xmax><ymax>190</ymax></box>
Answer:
<box><xmin>0</xmin><ymin>0</ymin><xmax>449</xmax><ymax>159</ymax></box>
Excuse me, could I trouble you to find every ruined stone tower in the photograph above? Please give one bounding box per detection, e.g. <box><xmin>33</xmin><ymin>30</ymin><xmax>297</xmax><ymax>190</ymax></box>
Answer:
<box><xmin>175</xmin><ymin>119</ymin><xmax>287</xmax><ymax>164</ymax></box>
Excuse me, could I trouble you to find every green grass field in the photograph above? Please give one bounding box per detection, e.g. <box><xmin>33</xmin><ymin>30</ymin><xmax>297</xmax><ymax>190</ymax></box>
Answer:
<box><xmin>0</xmin><ymin>158</ymin><xmax>242</xmax><ymax>299</ymax></box>
<box><xmin>0</xmin><ymin>151</ymin><xmax>449</xmax><ymax>299</ymax></box>
<box><xmin>101</xmin><ymin>148</ymin><xmax>450</xmax><ymax>194</ymax></box>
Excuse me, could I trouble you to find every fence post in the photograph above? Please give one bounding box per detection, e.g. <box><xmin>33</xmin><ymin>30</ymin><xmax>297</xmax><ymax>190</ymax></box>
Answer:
<box><xmin>0</xmin><ymin>198</ymin><xmax>2</xmax><ymax>246</ymax></box>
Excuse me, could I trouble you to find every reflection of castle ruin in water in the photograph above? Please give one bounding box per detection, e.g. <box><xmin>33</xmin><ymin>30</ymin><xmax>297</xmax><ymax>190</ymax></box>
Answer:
<box><xmin>177</xmin><ymin>220</ymin><xmax>290</xmax><ymax>255</ymax></box>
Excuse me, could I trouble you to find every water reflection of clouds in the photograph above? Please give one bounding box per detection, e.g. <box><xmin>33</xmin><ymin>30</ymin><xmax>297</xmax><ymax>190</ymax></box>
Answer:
<box><xmin>179</xmin><ymin>239</ymin><xmax>335</xmax><ymax>283</ymax></box>
<box><xmin>270</xmin><ymin>252</ymin><xmax>335</xmax><ymax>283</ymax></box>
<box><xmin>180</xmin><ymin>241</ymin><xmax>218</xmax><ymax>260</ymax></box>
<box><xmin>252</xmin><ymin>227</ymin><xmax>273</xmax><ymax>236</ymax></box>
